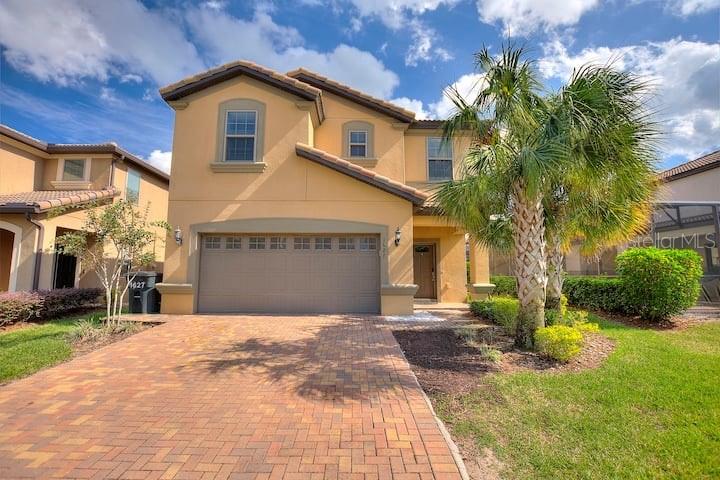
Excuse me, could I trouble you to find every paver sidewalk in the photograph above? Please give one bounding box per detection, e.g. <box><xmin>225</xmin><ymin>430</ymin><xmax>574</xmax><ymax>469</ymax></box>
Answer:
<box><xmin>0</xmin><ymin>315</ymin><xmax>463</xmax><ymax>480</ymax></box>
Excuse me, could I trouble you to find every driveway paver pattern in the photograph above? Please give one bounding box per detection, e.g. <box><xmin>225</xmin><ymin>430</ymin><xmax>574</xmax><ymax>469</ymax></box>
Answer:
<box><xmin>0</xmin><ymin>315</ymin><xmax>462</xmax><ymax>480</ymax></box>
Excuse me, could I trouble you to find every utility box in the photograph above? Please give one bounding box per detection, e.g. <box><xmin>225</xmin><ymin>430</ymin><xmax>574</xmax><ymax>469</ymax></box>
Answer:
<box><xmin>128</xmin><ymin>271</ymin><xmax>162</xmax><ymax>314</ymax></box>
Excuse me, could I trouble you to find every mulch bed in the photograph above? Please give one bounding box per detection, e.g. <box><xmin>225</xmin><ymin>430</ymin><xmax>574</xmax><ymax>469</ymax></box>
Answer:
<box><xmin>70</xmin><ymin>324</ymin><xmax>153</xmax><ymax>357</ymax></box>
<box><xmin>393</xmin><ymin>320</ymin><xmax>615</xmax><ymax>396</ymax></box>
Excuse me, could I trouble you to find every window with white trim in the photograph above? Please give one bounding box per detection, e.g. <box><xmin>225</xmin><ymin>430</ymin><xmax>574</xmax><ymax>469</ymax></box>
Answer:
<box><xmin>62</xmin><ymin>159</ymin><xmax>86</xmax><ymax>182</ymax></box>
<box><xmin>126</xmin><ymin>169</ymin><xmax>141</xmax><ymax>204</ymax></box>
<box><xmin>226</xmin><ymin>237</ymin><xmax>242</xmax><ymax>249</ymax></box>
<box><xmin>338</xmin><ymin>237</ymin><xmax>355</xmax><ymax>250</ymax></box>
<box><xmin>359</xmin><ymin>237</ymin><xmax>378</xmax><ymax>251</ymax></box>
<box><xmin>270</xmin><ymin>237</ymin><xmax>287</xmax><ymax>250</ymax></box>
<box><xmin>314</xmin><ymin>237</ymin><xmax>332</xmax><ymax>250</ymax></box>
<box><xmin>348</xmin><ymin>131</ymin><xmax>368</xmax><ymax>158</ymax></box>
<box><xmin>294</xmin><ymin>237</ymin><xmax>310</xmax><ymax>250</ymax></box>
<box><xmin>427</xmin><ymin>137</ymin><xmax>453</xmax><ymax>181</ymax></box>
<box><xmin>249</xmin><ymin>236</ymin><xmax>266</xmax><ymax>250</ymax></box>
<box><xmin>225</xmin><ymin>111</ymin><xmax>257</xmax><ymax>162</ymax></box>
<box><xmin>204</xmin><ymin>236</ymin><xmax>221</xmax><ymax>249</ymax></box>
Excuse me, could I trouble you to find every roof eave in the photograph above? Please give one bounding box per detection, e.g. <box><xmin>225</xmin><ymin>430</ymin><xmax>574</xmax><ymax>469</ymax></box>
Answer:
<box><xmin>295</xmin><ymin>144</ymin><xmax>427</xmax><ymax>205</ymax></box>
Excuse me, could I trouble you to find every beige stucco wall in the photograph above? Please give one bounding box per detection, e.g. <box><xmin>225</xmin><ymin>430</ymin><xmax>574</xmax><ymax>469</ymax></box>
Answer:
<box><xmin>112</xmin><ymin>161</ymin><xmax>169</xmax><ymax>268</ymax></box>
<box><xmin>413</xmin><ymin>216</ymin><xmax>468</xmax><ymax>303</ymax></box>
<box><xmin>0</xmin><ymin>139</ymin><xmax>45</xmax><ymax>194</ymax></box>
<box><xmin>313</xmin><ymin>93</ymin><xmax>406</xmax><ymax>182</ymax></box>
<box><xmin>659</xmin><ymin>168</ymin><xmax>720</xmax><ymax>203</ymax></box>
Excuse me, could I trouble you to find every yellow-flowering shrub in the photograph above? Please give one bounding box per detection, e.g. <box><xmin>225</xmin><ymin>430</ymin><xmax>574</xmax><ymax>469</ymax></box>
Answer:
<box><xmin>535</xmin><ymin>325</ymin><xmax>584</xmax><ymax>362</ymax></box>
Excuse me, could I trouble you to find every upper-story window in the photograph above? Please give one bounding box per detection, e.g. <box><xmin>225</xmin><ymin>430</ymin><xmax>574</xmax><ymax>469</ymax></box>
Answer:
<box><xmin>225</xmin><ymin>111</ymin><xmax>257</xmax><ymax>162</ymax></box>
<box><xmin>348</xmin><ymin>130</ymin><xmax>368</xmax><ymax>158</ymax></box>
<box><xmin>62</xmin><ymin>159</ymin><xmax>87</xmax><ymax>182</ymax></box>
<box><xmin>126</xmin><ymin>169</ymin><xmax>141</xmax><ymax>204</ymax></box>
<box><xmin>342</xmin><ymin>121</ymin><xmax>374</xmax><ymax>161</ymax></box>
<box><xmin>427</xmin><ymin>137</ymin><xmax>453</xmax><ymax>182</ymax></box>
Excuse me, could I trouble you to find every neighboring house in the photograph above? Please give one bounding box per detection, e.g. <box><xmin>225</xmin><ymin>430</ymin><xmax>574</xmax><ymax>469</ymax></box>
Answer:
<box><xmin>493</xmin><ymin>149</ymin><xmax>719</xmax><ymax>302</ymax></box>
<box><xmin>156</xmin><ymin>61</ymin><xmax>491</xmax><ymax>315</ymax></box>
<box><xmin>0</xmin><ymin>125</ymin><xmax>170</xmax><ymax>293</ymax></box>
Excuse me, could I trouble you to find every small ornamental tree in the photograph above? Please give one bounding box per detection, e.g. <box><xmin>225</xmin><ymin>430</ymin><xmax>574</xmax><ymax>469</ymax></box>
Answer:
<box><xmin>53</xmin><ymin>200</ymin><xmax>169</xmax><ymax>325</ymax></box>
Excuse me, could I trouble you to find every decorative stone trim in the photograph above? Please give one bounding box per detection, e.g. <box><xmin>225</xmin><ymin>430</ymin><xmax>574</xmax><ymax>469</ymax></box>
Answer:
<box><xmin>381</xmin><ymin>284</ymin><xmax>419</xmax><ymax>296</ymax></box>
<box><xmin>50</xmin><ymin>180</ymin><xmax>92</xmax><ymax>190</ymax></box>
<box><xmin>467</xmin><ymin>283</ymin><xmax>496</xmax><ymax>294</ymax></box>
<box><xmin>210</xmin><ymin>162</ymin><xmax>267</xmax><ymax>173</ymax></box>
<box><xmin>156</xmin><ymin>283</ymin><xmax>193</xmax><ymax>294</ymax></box>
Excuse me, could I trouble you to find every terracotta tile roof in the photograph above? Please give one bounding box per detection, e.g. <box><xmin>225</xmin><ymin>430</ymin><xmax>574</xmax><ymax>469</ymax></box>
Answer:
<box><xmin>160</xmin><ymin>60</ymin><xmax>323</xmax><ymax>105</ymax></box>
<box><xmin>0</xmin><ymin>124</ymin><xmax>170</xmax><ymax>183</ymax></box>
<box><xmin>408</xmin><ymin>120</ymin><xmax>445</xmax><ymax>129</ymax></box>
<box><xmin>295</xmin><ymin>143</ymin><xmax>428</xmax><ymax>205</ymax></box>
<box><xmin>287</xmin><ymin>68</ymin><xmax>416</xmax><ymax>123</ymax></box>
<box><xmin>660</xmin><ymin>149</ymin><xmax>720</xmax><ymax>181</ymax></box>
<box><xmin>0</xmin><ymin>189</ymin><xmax>118</xmax><ymax>213</ymax></box>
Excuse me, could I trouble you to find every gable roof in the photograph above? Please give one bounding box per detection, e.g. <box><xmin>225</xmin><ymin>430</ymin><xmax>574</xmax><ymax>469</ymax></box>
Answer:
<box><xmin>0</xmin><ymin>188</ymin><xmax>118</xmax><ymax>214</ymax></box>
<box><xmin>160</xmin><ymin>61</ymin><xmax>324</xmax><ymax>117</ymax></box>
<box><xmin>295</xmin><ymin>143</ymin><xmax>428</xmax><ymax>205</ymax></box>
<box><xmin>660</xmin><ymin>149</ymin><xmax>720</xmax><ymax>182</ymax></box>
<box><xmin>287</xmin><ymin>68</ymin><xmax>416</xmax><ymax>123</ymax></box>
<box><xmin>0</xmin><ymin>124</ymin><xmax>170</xmax><ymax>184</ymax></box>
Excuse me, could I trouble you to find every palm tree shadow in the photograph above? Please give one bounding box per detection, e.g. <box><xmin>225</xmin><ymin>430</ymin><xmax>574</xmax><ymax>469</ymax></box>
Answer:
<box><xmin>178</xmin><ymin>316</ymin><xmax>411</xmax><ymax>401</ymax></box>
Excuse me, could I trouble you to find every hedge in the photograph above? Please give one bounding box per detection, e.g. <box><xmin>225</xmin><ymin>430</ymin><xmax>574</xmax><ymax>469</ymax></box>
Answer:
<box><xmin>562</xmin><ymin>276</ymin><xmax>625</xmax><ymax>313</ymax></box>
<box><xmin>490</xmin><ymin>275</ymin><xmax>517</xmax><ymax>297</ymax></box>
<box><xmin>0</xmin><ymin>288</ymin><xmax>103</xmax><ymax>326</ymax></box>
<box><xmin>616</xmin><ymin>247</ymin><xmax>703</xmax><ymax>321</ymax></box>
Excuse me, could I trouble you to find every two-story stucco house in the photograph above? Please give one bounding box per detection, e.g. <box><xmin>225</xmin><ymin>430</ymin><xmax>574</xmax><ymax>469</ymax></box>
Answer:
<box><xmin>0</xmin><ymin>125</ymin><xmax>170</xmax><ymax>293</ymax></box>
<box><xmin>156</xmin><ymin>61</ymin><xmax>491</xmax><ymax>316</ymax></box>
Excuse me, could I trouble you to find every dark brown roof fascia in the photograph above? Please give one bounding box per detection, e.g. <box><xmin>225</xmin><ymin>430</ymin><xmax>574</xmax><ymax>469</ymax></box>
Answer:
<box><xmin>295</xmin><ymin>145</ymin><xmax>426</xmax><ymax>205</ymax></box>
<box><xmin>290</xmin><ymin>73</ymin><xmax>415</xmax><ymax>123</ymax></box>
<box><xmin>161</xmin><ymin>64</ymin><xmax>319</xmax><ymax>103</ymax></box>
<box><xmin>408</xmin><ymin>120</ymin><xmax>445</xmax><ymax>129</ymax></box>
<box><xmin>0</xmin><ymin>204</ymin><xmax>38</xmax><ymax>214</ymax></box>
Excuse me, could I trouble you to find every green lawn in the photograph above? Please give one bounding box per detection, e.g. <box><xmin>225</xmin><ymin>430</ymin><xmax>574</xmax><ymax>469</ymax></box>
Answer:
<box><xmin>0</xmin><ymin>312</ymin><xmax>102</xmax><ymax>384</ymax></box>
<box><xmin>434</xmin><ymin>316</ymin><xmax>720</xmax><ymax>479</ymax></box>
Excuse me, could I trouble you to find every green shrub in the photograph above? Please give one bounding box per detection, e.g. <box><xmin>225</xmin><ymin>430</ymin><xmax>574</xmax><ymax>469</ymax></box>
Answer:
<box><xmin>471</xmin><ymin>296</ymin><xmax>519</xmax><ymax>333</ymax></box>
<box><xmin>535</xmin><ymin>325</ymin><xmax>584</xmax><ymax>362</ymax></box>
<box><xmin>563</xmin><ymin>276</ymin><xmax>624</xmax><ymax>312</ymax></box>
<box><xmin>490</xmin><ymin>275</ymin><xmax>517</xmax><ymax>297</ymax></box>
<box><xmin>616</xmin><ymin>247</ymin><xmax>703</xmax><ymax>321</ymax></box>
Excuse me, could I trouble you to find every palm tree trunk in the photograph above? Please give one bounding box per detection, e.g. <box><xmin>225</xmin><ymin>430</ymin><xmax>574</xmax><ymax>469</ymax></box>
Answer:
<box><xmin>511</xmin><ymin>184</ymin><xmax>547</xmax><ymax>348</ymax></box>
<box><xmin>546</xmin><ymin>232</ymin><xmax>564</xmax><ymax>310</ymax></box>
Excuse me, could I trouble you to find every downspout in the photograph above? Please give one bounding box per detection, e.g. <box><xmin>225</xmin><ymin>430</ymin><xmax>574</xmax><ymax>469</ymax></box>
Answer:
<box><xmin>26</xmin><ymin>212</ymin><xmax>44</xmax><ymax>291</ymax></box>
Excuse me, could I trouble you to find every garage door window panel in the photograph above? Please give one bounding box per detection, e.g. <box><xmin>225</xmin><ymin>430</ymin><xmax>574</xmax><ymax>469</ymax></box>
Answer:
<box><xmin>270</xmin><ymin>237</ymin><xmax>287</xmax><ymax>250</ymax></box>
<box><xmin>315</xmin><ymin>237</ymin><xmax>332</xmax><ymax>250</ymax></box>
<box><xmin>249</xmin><ymin>237</ymin><xmax>266</xmax><ymax>249</ymax></box>
<box><xmin>204</xmin><ymin>236</ymin><xmax>221</xmax><ymax>249</ymax></box>
<box><xmin>359</xmin><ymin>237</ymin><xmax>378</xmax><ymax>251</ymax></box>
<box><xmin>294</xmin><ymin>237</ymin><xmax>310</xmax><ymax>250</ymax></box>
<box><xmin>226</xmin><ymin>237</ymin><xmax>242</xmax><ymax>249</ymax></box>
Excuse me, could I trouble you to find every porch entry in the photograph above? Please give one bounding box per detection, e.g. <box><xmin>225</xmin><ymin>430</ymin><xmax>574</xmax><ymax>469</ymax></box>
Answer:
<box><xmin>0</xmin><ymin>228</ymin><xmax>14</xmax><ymax>291</ymax></box>
<box><xmin>413</xmin><ymin>243</ymin><xmax>436</xmax><ymax>299</ymax></box>
<box><xmin>53</xmin><ymin>228</ymin><xmax>78</xmax><ymax>289</ymax></box>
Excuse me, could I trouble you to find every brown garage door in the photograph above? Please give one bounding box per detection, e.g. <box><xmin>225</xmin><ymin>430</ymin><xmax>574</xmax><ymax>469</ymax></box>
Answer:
<box><xmin>197</xmin><ymin>234</ymin><xmax>381</xmax><ymax>314</ymax></box>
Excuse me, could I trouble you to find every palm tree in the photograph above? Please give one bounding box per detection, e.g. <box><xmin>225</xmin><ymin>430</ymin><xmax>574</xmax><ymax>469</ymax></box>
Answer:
<box><xmin>434</xmin><ymin>46</ymin><xmax>658</xmax><ymax>347</ymax></box>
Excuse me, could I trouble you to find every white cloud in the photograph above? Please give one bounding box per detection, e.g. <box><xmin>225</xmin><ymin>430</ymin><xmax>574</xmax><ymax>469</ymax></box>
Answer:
<box><xmin>390</xmin><ymin>97</ymin><xmax>431</xmax><ymax>119</ymax></box>
<box><xmin>665</xmin><ymin>0</ymin><xmax>720</xmax><ymax>15</ymax></box>
<box><xmin>392</xmin><ymin>73</ymin><xmax>486</xmax><ymax>119</ymax></box>
<box><xmin>344</xmin><ymin>0</ymin><xmax>461</xmax><ymax>29</ymax></box>
<box><xmin>476</xmin><ymin>0</ymin><xmax>599</xmax><ymax>35</ymax></box>
<box><xmin>0</xmin><ymin>0</ymin><xmax>204</xmax><ymax>86</ymax></box>
<box><xmin>146</xmin><ymin>150</ymin><xmax>172</xmax><ymax>173</ymax></box>
<box><xmin>539</xmin><ymin>37</ymin><xmax>720</xmax><ymax>160</ymax></box>
<box><xmin>186</xmin><ymin>5</ymin><xmax>399</xmax><ymax>98</ymax></box>
<box><xmin>404</xmin><ymin>20</ymin><xmax>453</xmax><ymax>67</ymax></box>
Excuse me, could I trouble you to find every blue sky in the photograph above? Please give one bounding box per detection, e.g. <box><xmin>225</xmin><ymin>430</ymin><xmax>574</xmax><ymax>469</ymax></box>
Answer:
<box><xmin>0</xmin><ymin>0</ymin><xmax>718</xmax><ymax>173</ymax></box>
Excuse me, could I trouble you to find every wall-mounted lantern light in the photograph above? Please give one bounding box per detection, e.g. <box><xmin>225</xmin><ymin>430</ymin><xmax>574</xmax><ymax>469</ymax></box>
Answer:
<box><xmin>174</xmin><ymin>227</ymin><xmax>183</xmax><ymax>246</ymax></box>
<box><xmin>394</xmin><ymin>227</ymin><xmax>401</xmax><ymax>246</ymax></box>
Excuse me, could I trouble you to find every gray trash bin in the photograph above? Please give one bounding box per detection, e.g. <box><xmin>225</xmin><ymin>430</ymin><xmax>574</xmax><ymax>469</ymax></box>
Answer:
<box><xmin>128</xmin><ymin>271</ymin><xmax>162</xmax><ymax>313</ymax></box>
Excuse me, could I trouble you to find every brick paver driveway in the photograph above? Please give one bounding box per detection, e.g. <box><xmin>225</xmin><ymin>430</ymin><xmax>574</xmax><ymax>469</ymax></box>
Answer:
<box><xmin>0</xmin><ymin>316</ymin><xmax>463</xmax><ymax>480</ymax></box>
